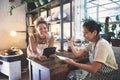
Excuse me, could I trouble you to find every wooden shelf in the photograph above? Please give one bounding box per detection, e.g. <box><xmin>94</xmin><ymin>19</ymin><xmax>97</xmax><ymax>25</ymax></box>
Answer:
<box><xmin>28</xmin><ymin>24</ymin><xmax>35</xmax><ymax>27</ymax></box>
<box><xmin>101</xmin><ymin>21</ymin><xmax>120</xmax><ymax>24</ymax></box>
<box><xmin>48</xmin><ymin>20</ymin><xmax>71</xmax><ymax>25</ymax></box>
<box><xmin>27</xmin><ymin>20</ymin><xmax>72</xmax><ymax>26</ymax></box>
<box><xmin>109</xmin><ymin>21</ymin><xmax>120</xmax><ymax>24</ymax></box>
<box><xmin>27</xmin><ymin>0</ymin><xmax>71</xmax><ymax>14</ymax></box>
<box><xmin>111</xmin><ymin>39</ymin><xmax>120</xmax><ymax>47</ymax></box>
<box><xmin>26</xmin><ymin>0</ymin><xmax>73</xmax><ymax>51</ymax></box>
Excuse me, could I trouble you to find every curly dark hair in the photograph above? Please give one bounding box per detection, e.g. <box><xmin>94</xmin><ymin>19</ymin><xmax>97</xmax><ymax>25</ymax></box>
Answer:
<box><xmin>34</xmin><ymin>17</ymin><xmax>48</xmax><ymax>28</ymax></box>
<box><xmin>36</xmin><ymin>20</ymin><xmax>48</xmax><ymax>27</ymax></box>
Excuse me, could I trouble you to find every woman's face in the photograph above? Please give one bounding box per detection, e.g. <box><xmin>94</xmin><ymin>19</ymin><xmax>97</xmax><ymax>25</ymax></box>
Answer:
<box><xmin>36</xmin><ymin>23</ymin><xmax>48</xmax><ymax>37</ymax></box>
<box><xmin>82</xmin><ymin>27</ymin><xmax>97</xmax><ymax>42</ymax></box>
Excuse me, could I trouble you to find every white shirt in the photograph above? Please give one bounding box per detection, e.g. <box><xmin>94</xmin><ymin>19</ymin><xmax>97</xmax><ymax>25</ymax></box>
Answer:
<box><xmin>84</xmin><ymin>38</ymin><xmax>118</xmax><ymax>70</ymax></box>
<box><xmin>36</xmin><ymin>32</ymin><xmax>52</xmax><ymax>54</ymax></box>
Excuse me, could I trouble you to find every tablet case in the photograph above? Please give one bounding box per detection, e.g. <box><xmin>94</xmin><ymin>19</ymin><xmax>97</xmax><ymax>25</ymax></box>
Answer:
<box><xmin>43</xmin><ymin>47</ymin><xmax>56</xmax><ymax>58</ymax></box>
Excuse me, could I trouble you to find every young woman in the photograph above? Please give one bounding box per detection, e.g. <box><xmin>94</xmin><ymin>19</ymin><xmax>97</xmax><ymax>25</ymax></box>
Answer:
<box><xmin>27</xmin><ymin>17</ymin><xmax>54</xmax><ymax>61</ymax></box>
<box><xmin>65</xmin><ymin>20</ymin><xmax>118</xmax><ymax>80</ymax></box>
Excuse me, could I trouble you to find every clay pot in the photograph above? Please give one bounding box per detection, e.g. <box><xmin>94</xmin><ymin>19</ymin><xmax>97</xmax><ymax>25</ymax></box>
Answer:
<box><xmin>47</xmin><ymin>0</ymin><xmax>54</xmax><ymax>2</ymax></box>
<box><xmin>46</xmin><ymin>16</ymin><xmax>52</xmax><ymax>22</ymax></box>
<box><xmin>58</xmin><ymin>12</ymin><xmax>67</xmax><ymax>20</ymax></box>
<box><xmin>39</xmin><ymin>0</ymin><xmax>48</xmax><ymax>5</ymax></box>
<box><xmin>52</xmin><ymin>13</ymin><xmax>58</xmax><ymax>21</ymax></box>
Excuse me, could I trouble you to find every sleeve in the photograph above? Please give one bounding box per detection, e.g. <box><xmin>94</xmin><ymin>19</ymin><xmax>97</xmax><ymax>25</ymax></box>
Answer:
<box><xmin>93</xmin><ymin>42</ymin><xmax>109</xmax><ymax>64</ymax></box>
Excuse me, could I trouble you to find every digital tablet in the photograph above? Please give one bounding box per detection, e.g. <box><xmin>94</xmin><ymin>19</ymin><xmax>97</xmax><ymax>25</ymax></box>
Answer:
<box><xmin>43</xmin><ymin>47</ymin><xmax>56</xmax><ymax>58</ymax></box>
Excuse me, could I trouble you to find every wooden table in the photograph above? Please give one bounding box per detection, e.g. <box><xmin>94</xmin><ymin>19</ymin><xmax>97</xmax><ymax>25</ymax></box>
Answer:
<box><xmin>27</xmin><ymin>51</ymin><xmax>89</xmax><ymax>80</ymax></box>
<box><xmin>111</xmin><ymin>39</ymin><xmax>120</xmax><ymax>47</ymax></box>
<box><xmin>0</xmin><ymin>50</ymin><xmax>23</xmax><ymax>80</ymax></box>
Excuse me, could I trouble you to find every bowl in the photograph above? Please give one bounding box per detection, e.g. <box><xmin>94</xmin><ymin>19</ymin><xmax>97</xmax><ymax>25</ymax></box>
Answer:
<box><xmin>7</xmin><ymin>50</ymin><xmax>16</xmax><ymax>55</ymax></box>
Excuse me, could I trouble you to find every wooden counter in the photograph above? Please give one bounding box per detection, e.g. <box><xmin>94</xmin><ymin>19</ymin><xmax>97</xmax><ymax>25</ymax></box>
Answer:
<box><xmin>111</xmin><ymin>39</ymin><xmax>120</xmax><ymax>47</ymax></box>
<box><xmin>27</xmin><ymin>51</ymin><xmax>89</xmax><ymax>80</ymax></box>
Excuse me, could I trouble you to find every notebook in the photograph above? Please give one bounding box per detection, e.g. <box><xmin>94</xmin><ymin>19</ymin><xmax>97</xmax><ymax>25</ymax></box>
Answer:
<box><xmin>56</xmin><ymin>55</ymin><xmax>68</xmax><ymax>60</ymax></box>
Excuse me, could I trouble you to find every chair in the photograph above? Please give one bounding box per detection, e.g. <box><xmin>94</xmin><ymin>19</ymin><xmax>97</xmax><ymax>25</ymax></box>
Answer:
<box><xmin>100</xmin><ymin>34</ymin><xmax>111</xmax><ymax>43</ymax></box>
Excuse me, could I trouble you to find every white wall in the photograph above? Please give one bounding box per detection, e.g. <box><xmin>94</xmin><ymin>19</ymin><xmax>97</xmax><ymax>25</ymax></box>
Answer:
<box><xmin>0</xmin><ymin>0</ymin><xmax>27</xmax><ymax>50</ymax></box>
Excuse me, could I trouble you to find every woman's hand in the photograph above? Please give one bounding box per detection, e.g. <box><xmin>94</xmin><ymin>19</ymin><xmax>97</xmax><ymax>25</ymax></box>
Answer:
<box><xmin>66</xmin><ymin>37</ymin><xmax>72</xmax><ymax>42</ymax></box>
<box><xmin>37</xmin><ymin>54</ymin><xmax>47</xmax><ymax>61</ymax></box>
<box><xmin>48</xmin><ymin>36</ymin><xmax>54</xmax><ymax>47</ymax></box>
<box><xmin>66</xmin><ymin>37</ymin><xmax>74</xmax><ymax>46</ymax></box>
<box><xmin>49</xmin><ymin>36</ymin><xmax>54</xmax><ymax>43</ymax></box>
<box><xmin>64</xmin><ymin>58</ymin><xmax>76</xmax><ymax>66</ymax></box>
<box><xmin>49</xmin><ymin>54</ymin><xmax>56</xmax><ymax>58</ymax></box>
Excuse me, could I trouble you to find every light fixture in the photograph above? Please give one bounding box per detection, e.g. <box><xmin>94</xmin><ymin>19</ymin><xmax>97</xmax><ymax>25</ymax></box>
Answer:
<box><xmin>10</xmin><ymin>31</ymin><xmax>26</xmax><ymax>37</ymax></box>
<box><xmin>10</xmin><ymin>31</ymin><xmax>16</xmax><ymax>37</ymax></box>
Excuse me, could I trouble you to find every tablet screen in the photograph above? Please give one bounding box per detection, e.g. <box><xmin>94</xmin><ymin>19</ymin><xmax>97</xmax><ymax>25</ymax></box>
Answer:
<box><xmin>43</xmin><ymin>47</ymin><xmax>56</xmax><ymax>58</ymax></box>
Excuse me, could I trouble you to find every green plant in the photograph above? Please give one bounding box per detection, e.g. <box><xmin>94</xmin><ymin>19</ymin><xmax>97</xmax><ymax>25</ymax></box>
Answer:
<box><xmin>82</xmin><ymin>39</ymin><xmax>89</xmax><ymax>44</ymax></box>
<box><xmin>81</xmin><ymin>17</ymin><xmax>92</xmax><ymax>23</ymax></box>
<box><xmin>111</xmin><ymin>24</ymin><xmax>117</xmax><ymax>32</ymax></box>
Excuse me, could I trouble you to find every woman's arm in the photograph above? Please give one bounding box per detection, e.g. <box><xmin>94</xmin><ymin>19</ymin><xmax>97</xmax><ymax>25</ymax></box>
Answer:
<box><xmin>28</xmin><ymin>34</ymin><xmax>47</xmax><ymax>60</ymax></box>
<box><xmin>67</xmin><ymin>38</ymin><xmax>86</xmax><ymax>58</ymax></box>
<box><xmin>65</xmin><ymin>58</ymin><xmax>102</xmax><ymax>73</ymax></box>
<box><xmin>28</xmin><ymin>34</ymin><xmax>38</xmax><ymax>57</ymax></box>
<box><xmin>48</xmin><ymin>35</ymin><xmax>54</xmax><ymax>47</ymax></box>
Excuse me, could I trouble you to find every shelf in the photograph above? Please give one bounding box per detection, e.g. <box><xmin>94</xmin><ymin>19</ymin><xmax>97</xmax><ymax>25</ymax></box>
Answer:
<box><xmin>28</xmin><ymin>24</ymin><xmax>35</xmax><ymax>27</ymax></box>
<box><xmin>102</xmin><ymin>21</ymin><xmax>120</xmax><ymax>24</ymax></box>
<box><xmin>111</xmin><ymin>39</ymin><xmax>120</xmax><ymax>47</ymax></box>
<box><xmin>109</xmin><ymin>21</ymin><xmax>120</xmax><ymax>24</ymax></box>
<box><xmin>48</xmin><ymin>20</ymin><xmax>71</xmax><ymax>25</ymax></box>
<box><xmin>26</xmin><ymin>0</ymin><xmax>73</xmax><ymax>51</ymax></box>
<box><xmin>27</xmin><ymin>20</ymin><xmax>72</xmax><ymax>26</ymax></box>
<box><xmin>27</xmin><ymin>0</ymin><xmax>71</xmax><ymax>14</ymax></box>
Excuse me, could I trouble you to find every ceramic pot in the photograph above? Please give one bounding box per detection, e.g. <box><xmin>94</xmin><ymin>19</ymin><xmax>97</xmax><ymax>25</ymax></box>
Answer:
<box><xmin>34</xmin><ymin>0</ymin><xmax>41</xmax><ymax>7</ymax></box>
<box><xmin>27</xmin><ymin>2</ymin><xmax>36</xmax><ymax>11</ymax></box>
<box><xmin>58</xmin><ymin>12</ymin><xmax>67</xmax><ymax>20</ymax></box>
<box><xmin>46</xmin><ymin>16</ymin><xmax>52</xmax><ymax>22</ymax></box>
<box><xmin>39</xmin><ymin>0</ymin><xmax>48</xmax><ymax>5</ymax></box>
<box><xmin>52</xmin><ymin>13</ymin><xmax>58</xmax><ymax>21</ymax></box>
<box><xmin>47</xmin><ymin>0</ymin><xmax>54</xmax><ymax>2</ymax></box>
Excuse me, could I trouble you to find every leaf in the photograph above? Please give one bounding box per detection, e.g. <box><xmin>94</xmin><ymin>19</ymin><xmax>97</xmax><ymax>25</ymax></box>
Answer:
<box><xmin>9</xmin><ymin>5</ymin><xmax>15</xmax><ymax>15</ymax></box>
<box><xmin>111</xmin><ymin>24</ymin><xmax>117</xmax><ymax>31</ymax></box>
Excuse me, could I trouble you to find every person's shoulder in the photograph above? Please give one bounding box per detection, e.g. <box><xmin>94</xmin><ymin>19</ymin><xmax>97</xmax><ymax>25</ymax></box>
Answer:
<box><xmin>98</xmin><ymin>38</ymin><xmax>109</xmax><ymax>46</ymax></box>
<box><xmin>100</xmin><ymin>38</ymin><xmax>109</xmax><ymax>43</ymax></box>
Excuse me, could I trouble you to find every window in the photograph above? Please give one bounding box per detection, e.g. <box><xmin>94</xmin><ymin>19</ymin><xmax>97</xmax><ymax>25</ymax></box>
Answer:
<box><xmin>86</xmin><ymin>0</ymin><xmax>120</xmax><ymax>35</ymax></box>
